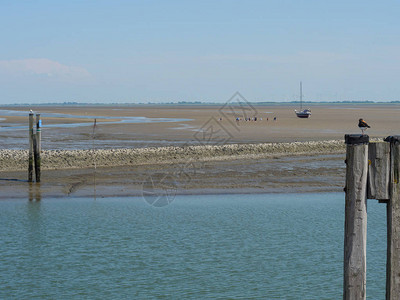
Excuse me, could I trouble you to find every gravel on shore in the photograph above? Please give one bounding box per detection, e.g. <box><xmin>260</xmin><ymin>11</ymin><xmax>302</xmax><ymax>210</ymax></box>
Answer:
<box><xmin>0</xmin><ymin>140</ymin><xmax>348</xmax><ymax>172</ymax></box>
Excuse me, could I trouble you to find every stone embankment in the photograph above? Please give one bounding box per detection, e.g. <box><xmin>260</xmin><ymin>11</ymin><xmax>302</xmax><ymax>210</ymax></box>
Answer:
<box><xmin>0</xmin><ymin>140</ymin><xmax>347</xmax><ymax>171</ymax></box>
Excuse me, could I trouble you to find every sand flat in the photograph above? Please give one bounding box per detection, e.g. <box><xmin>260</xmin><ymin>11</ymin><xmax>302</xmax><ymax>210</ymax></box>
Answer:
<box><xmin>0</xmin><ymin>104</ymin><xmax>398</xmax><ymax>199</ymax></box>
<box><xmin>1</xmin><ymin>104</ymin><xmax>399</xmax><ymax>147</ymax></box>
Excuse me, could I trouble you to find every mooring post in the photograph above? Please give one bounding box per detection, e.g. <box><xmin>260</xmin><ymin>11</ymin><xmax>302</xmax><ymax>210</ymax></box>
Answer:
<box><xmin>384</xmin><ymin>136</ymin><xmax>400</xmax><ymax>299</ymax></box>
<box><xmin>34</xmin><ymin>113</ymin><xmax>41</xmax><ymax>182</ymax></box>
<box><xmin>368</xmin><ymin>142</ymin><xmax>390</xmax><ymax>201</ymax></box>
<box><xmin>28</xmin><ymin>112</ymin><xmax>34</xmax><ymax>182</ymax></box>
<box><xmin>344</xmin><ymin>134</ymin><xmax>369</xmax><ymax>300</ymax></box>
<box><xmin>36</xmin><ymin>114</ymin><xmax>41</xmax><ymax>152</ymax></box>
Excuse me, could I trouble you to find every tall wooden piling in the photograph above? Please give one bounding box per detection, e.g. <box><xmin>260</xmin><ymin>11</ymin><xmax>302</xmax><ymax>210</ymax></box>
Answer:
<box><xmin>28</xmin><ymin>112</ymin><xmax>34</xmax><ymax>182</ymax></box>
<box><xmin>36</xmin><ymin>114</ymin><xmax>41</xmax><ymax>152</ymax></box>
<box><xmin>34</xmin><ymin>114</ymin><xmax>41</xmax><ymax>182</ymax></box>
<box><xmin>385</xmin><ymin>136</ymin><xmax>400</xmax><ymax>299</ymax></box>
<box><xmin>344</xmin><ymin>134</ymin><xmax>369</xmax><ymax>300</ymax></box>
<box><xmin>368</xmin><ymin>142</ymin><xmax>390</xmax><ymax>201</ymax></box>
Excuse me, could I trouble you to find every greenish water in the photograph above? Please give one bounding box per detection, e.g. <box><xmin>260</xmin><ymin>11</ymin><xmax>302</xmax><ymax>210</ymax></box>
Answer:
<box><xmin>0</xmin><ymin>193</ymin><xmax>386</xmax><ymax>299</ymax></box>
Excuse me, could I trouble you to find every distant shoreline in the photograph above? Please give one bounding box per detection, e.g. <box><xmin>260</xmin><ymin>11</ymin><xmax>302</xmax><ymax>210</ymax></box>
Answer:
<box><xmin>1</xmin><ymin>101</ymin><xmax>400</xmax><ymax>107</ymax></box>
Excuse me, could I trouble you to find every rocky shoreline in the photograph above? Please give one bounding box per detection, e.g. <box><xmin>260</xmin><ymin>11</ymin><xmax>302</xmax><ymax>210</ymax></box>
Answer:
<box><xmin>0</xmin><ymin>140</ymin><xmax>347</xmax><ymax>172</ymax></box>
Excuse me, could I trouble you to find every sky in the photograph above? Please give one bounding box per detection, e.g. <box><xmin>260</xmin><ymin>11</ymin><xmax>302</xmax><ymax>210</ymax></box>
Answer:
<box><xmin>0</xmin><ymin>0</ymin><xmax>399</xmax><ymax>104</ymax></box>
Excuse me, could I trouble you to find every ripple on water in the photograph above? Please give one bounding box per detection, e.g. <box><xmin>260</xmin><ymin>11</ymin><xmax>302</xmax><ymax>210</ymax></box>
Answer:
<box><xmin>0</xmin><ymin>193</ymin><xmax>387</xmax><ymax>299</ymax></box>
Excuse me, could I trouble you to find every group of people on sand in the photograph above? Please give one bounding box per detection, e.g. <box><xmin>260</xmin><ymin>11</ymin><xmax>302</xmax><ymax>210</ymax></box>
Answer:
<box><xmin>235</xmin><ymin>116</ymin><xmax>261</xmax><ymax>122</ymax></box>
<box><xmin>232</xmin><ymin>116</ymin><xmax>277</xmax><ymax>123</ymax></box>
<box><xmin>219</xmin><ymin>116</ymin><xmax>278</xmax><ymax>123</ymax></box>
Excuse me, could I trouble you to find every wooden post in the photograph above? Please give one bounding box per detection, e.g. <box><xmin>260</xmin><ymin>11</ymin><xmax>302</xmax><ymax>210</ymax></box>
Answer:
<box><xmin>33</xmin><ymin>136</ymin><xmax>39</xmax><ymax>183</ymax></box>
<box><xmin>36</xmin><ymin>114</ymin><xmax>41</xmax><ymax>152</ymax></box>
<box><xmin>28</xmin><ymin>112</ymin><xmax>34</xmax><ymax>182</ymax></box>
<box><xmin>344</xmin><ymin>134</ymin><xmax>369</xmax><ymax>300</ymax></box>
<box><xmin>385</xmin><ymin>135</ymin><xmax>400</xmax><ymax>299</ymax></box>
<box><xmin>368</xmin><ymin>142</ymin><xmax>390</xmax><ymax>201</ymax></box>
<box><xmin>34</xmin><ymin>114</ymin><xmax>41</xmax><ymax>182</ymax></box>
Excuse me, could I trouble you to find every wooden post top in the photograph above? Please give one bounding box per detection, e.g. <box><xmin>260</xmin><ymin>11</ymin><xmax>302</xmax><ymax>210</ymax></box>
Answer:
<box><xmin>384</xmin><ymin>136</ymin><xmax>400</xmax><ymax>144</ymax></box>
<box><xmin>345</xmin><ymin>134</ymin><xmax>369</xmax><ymax>145</ymax></box>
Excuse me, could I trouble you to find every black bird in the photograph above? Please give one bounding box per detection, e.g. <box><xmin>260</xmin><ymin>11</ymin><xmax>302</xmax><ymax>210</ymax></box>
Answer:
<box><xmin>358</xmin><ymin>118</ymin><xmax>370</xmax><ymax>135</ymax></box>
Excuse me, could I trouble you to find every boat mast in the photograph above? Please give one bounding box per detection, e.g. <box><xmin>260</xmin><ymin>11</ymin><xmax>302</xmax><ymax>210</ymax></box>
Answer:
<box><xmin>300</xmin><ymin>81</ymin><xmax>303</xmax><ymax>110</ymax></box>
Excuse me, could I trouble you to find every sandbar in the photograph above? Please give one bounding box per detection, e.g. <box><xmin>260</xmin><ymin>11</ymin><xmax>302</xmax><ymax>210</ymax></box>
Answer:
<box><xmin>0</xmin><ymin>104</ymin><xmax>398</xmax><ymax>199</ymax></box>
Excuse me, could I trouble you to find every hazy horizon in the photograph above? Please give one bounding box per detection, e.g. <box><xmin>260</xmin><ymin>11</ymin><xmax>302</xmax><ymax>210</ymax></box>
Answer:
<box><xmin>1</xmin><ymin>100</ymin><xmax>399</xmax><ymax>107</ymax></box>
<box><xmin>1</xmin><ymin>1</ymin><xmax>399</xmax><ymax>104</ymax></box>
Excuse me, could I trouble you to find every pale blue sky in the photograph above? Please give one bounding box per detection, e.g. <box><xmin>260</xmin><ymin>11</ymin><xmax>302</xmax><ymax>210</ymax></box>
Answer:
<box><xmin>0</xmin><ymin>0</ymin><xmax>399</xmax><ymax>103</ymax></box>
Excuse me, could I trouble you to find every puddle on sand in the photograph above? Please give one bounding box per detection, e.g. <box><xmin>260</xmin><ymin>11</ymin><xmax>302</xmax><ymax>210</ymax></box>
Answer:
<box><xmin>0</xmin><ymin>109</ymin><xmax>195</xmax><ymax>150</ymax></box>
<box><xmin>0</xmin><ymin>109</ymin><xmax>192</xmax><ymax>131</ymax></box>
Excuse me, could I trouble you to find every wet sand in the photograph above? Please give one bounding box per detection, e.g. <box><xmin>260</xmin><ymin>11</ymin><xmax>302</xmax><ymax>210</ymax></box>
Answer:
<box><xmin>0</xmin><ymin>140</ymin><xmax>347</xmax><ymax>198</ymax></box>
<box><xmin>1</xmin><ymin>104</ymin><xmax>399</xmax><ymax>149</ymax></box>
<box><xmin>0</xmin><ymin>153</ymin><xmax>345</xmax><ymax>199</ymax></box>
<box><xmin>0</xmin><ymin>104</ymin><xmax>398</xmax><ymax>199</ymax></box>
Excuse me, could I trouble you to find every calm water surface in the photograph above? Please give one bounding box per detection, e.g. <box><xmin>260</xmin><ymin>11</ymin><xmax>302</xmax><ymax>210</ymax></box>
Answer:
<box><xmin>0</xmin><ymin>193</ymin><xmax>386</xmax><ymax>299</ymax></box>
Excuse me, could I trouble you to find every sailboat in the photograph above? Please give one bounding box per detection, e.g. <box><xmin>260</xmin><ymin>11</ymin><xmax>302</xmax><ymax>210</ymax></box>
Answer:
<box><xmin>295</xmin><ymin>82</ymin><xmax>311</xmax><ymax>118</ymax></box>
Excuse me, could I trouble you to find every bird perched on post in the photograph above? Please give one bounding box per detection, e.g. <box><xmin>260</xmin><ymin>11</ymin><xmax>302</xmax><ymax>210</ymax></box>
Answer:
<box><xmin>358</xmin><ymin>118</ymin><xmax>370</xmax><ymax>135</ymax></box>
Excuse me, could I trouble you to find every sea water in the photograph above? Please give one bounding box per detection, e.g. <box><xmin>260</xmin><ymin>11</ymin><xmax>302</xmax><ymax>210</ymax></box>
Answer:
<box><xmin>0</xmin><ymin>193</ymin><xmax>386</xmax><ymax>299</ymax></box>
<box><xmin>0</xmin><ymin>109</ymin><xmax>192</xmax><ymax>150</ymax></box>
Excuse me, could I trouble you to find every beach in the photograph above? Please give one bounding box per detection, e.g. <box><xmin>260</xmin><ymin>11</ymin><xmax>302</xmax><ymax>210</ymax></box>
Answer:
<box><xmin>0</xmin><ymin>104</ymin><xmax>398</xmax><ymax>198</ymax></box>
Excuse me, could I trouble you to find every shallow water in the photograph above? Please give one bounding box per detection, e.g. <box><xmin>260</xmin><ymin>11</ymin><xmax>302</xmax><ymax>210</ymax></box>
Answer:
<box><xmin>0</xmin><ymin>109</ymin><xmax>192</xmax><ymax>149</ymax></box>
<box><xmin>0</xmin><ymin>193</ymin><xmax>386</xmax><ymax>299</ymax></box>
<box><xmin>0</xmin><ymin>109</ymin><xmax>191</xmax><ymax>131</ymax></box>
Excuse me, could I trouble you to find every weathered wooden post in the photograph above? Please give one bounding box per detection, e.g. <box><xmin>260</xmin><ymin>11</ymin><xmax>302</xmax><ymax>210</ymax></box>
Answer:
<box><xmin>344</xmin><ymin>134</ymin><xmax>369</xmax><ymax>300</ymax></box>
<box><xmin>34</xmin><ymin>113</ymin><xmax>41</xmax><ymax>182</ymax></box>
<box><xmin>384</xmin><ymin>136</ymin><xmax>400</xmax><ymax>299</ymax></box>
<box><xmin>368</xmin><ymin>142</ymin><xmax>390</xmax><ymax>201</ymax></box>
<box><xmin>28</xmin><ymin>112</ymin><xmax>34</xmax><ymax>182</ymax></box>
<box><xmin>36</xmin><ymin>114</ymin><xmax>41</xmax><ymax>152</ymax></box>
